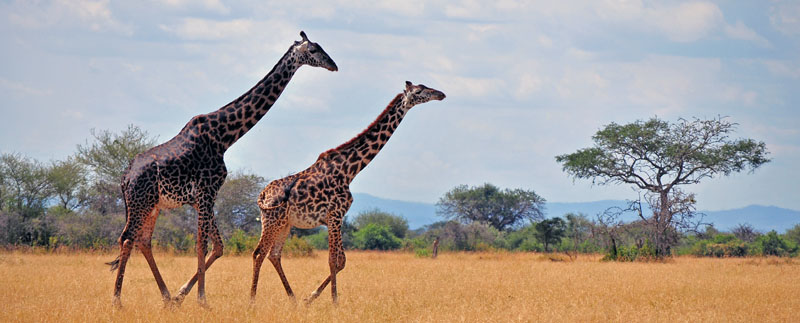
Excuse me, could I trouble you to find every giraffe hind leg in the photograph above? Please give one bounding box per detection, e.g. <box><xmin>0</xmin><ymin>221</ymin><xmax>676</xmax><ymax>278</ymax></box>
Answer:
<box><xmin>138</xmin><ymin>207</ymin><xmax>172</xmax><ymax>306</ymax></box>
<box><xmin>110</xmin><ymin>205</ymin><xmax>145</xmax><ymax>308</ymax></box>
<box><xmin>250</xmin><ymin>208</ymin><xmax>292</xmax><ymax>303</ymax></box>
<box><xmin>268</xmin><ymin>225</ymin><xmax>295</xmax><ymax>299</ymax></box>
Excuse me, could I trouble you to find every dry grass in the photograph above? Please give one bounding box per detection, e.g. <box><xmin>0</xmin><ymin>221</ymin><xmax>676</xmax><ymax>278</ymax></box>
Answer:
<box><xmin>1</xmin><ymin>251</ymin><xmax>798</xmax><ymax>322</ymax></box>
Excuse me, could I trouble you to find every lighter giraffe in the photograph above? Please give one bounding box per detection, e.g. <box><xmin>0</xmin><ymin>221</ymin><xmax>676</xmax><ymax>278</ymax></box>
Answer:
<box><xmin>107</xmin><ymin>31</ymin><xmax>337</xmax><ymax>308</ymax></box>
<box><xmin>250</xmin><ymin>81</ymin><xmax>446</xmax><ymax>305</ymax></box>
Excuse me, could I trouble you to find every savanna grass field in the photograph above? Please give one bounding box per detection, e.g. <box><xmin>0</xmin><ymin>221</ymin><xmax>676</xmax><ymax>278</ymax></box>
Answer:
<box><xmin>1</xmin><ymin>251</ymin><xmax>799</xmax><ymax>322</ymax></box>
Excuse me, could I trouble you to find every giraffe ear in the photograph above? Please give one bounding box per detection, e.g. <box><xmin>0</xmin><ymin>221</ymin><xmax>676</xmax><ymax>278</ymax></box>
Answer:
<box><xmin>297</xmin><ymin>40</ymin><xmax>309</xmax><ymax>51</ymax></box>
<box><xmin>300</xmin><ymin>31</ymin><xmax>309</xmax><ymax>42</ymax></box>
<box><xmin>405</xmin><ymin>81</ymin><xmax>413</xmax><ymax>90</ymax></box>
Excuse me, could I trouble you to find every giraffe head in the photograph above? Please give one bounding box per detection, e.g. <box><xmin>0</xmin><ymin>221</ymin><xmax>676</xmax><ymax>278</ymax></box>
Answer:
<box><xmin>292</xmin><ymin>31</ymin><xmax>338</xmax><ymax>72</ymax></box>
<box><xmin>403</xmin><ymin>81</ymin><xmax>446</xmax><ymax>106</ymax></box>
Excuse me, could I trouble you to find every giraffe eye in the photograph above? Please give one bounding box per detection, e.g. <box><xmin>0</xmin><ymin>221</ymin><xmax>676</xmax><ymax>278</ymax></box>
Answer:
<box><xmin>309</xmin><ymin>48</ymin><xmax>318</xmax><ymax>54</ymax></box>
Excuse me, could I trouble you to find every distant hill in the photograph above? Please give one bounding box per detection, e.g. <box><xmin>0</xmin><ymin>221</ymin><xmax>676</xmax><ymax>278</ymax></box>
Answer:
<box><xmin>348</xmin><ymin>193</ymin><xmax>800</xmax><ymax>233</ymax></box>
<box><xmin>349</xmin><ymin>193</ymin><xmax>437</xmax><ymax>229</ymax></box>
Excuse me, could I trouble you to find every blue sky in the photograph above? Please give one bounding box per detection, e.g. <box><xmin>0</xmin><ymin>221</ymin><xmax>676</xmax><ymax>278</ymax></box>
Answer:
<box><xmin>1</xmin><ymin>1</ymin><xmax>798</xmax><ymax>211</ymax></box>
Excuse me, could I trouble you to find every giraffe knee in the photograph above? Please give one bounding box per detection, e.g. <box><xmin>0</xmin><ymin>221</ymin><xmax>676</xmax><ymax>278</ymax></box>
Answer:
<box><xmin>334</xmin><ymin>254</ymin><xmax>346</xmax><ymax>271</ymax></box>
<box><xmin>212</xmin><ymin>242</ymin><xmax>224</xmax><ymax>258</ymax></box>
<box><xmin>267</xmin><ymin>251</ymin><xmax>281</xmax><ymax>264</ymax></box>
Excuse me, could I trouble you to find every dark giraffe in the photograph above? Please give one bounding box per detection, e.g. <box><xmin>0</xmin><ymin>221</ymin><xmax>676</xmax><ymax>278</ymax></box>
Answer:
<box><xmin>107</xmin><ymin>31</ymin><xmax>338</xmax><ymax>308</ymax></box>
<box><xmin>250</xmin><ymin>81</ymin><xmax>445</xmax><ymax>305</ymax></box>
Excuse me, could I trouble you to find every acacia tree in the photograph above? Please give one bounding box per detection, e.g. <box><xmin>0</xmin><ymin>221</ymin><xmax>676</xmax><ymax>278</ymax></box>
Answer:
<box><xmin>535</xmin><ymin>217</ymin><xmax>566</xmax><ymax>252</ymax></box>
<box><xmin>556</xmin><ymin>117</ymin><xmax>769</xmax><ymax>256</ymax></box>
<box><xmin>0</xmin><ymin>153</ymin><xmax>54</xmax><ymax>245</ymax></box>
<box><xmin>48</xmin><ymin>157</ymin><xmax>89</xmax><ymax>212</ymax></box>
<box><xmin>436</xmin><ymin>183</ymin><xmax>545</xmax><ymax>231</ymax></box>
<box><xmin>76</xmin><ymin>125</ymin><xmax>157</xmax><ymax>216</ymax></box>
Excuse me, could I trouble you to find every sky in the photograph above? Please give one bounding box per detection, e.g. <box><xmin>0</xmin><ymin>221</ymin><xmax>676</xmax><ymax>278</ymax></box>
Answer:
<box><xmin>0</xmin><ymin>0</ymin><xmax>798</xmax><ymax>211</ymax></box>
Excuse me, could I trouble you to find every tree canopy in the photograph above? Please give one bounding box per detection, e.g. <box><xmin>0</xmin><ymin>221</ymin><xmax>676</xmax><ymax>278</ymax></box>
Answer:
<box><xmin>555</xmin><ymin>116</ymin><xmax>770</xmax><ymax>256</ymax></box>
<box><xmin>76</xmin><ymin>124</ymin><xmax>157</xmax><ymax>184</ymax></box>
<box><xmin>351</xmin><ymin>208</ymin><xmax>409</xmax><ymax>239</ymax></box>
<box><xmin>535</xmin><ymin>217</ymin><xmax>566</xmax><ymax>252</ymax></box>
<box><xmin>555</xmin><ymin>117</ymin><xmax>769</xmax><ymax>191</ymax></box>
<box><xmin>436</xmin><ymin>183</ymin><xmax>545</xmax><ymax>231</ymax></box>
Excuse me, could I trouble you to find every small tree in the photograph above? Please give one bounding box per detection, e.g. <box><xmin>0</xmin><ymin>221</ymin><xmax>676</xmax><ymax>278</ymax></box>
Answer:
<box><xmin>352</xmin><ymin>223</ymin><xmax>402</xmax><ymax>250</ymax></box>
<box><xmin>76</xmin><ymin>125</ymin><xmax>157</xmax><ymax>216</ymax></box>
<box><xmin>47</xmin><ymin>157</ymin><xmax>89</xmax><ymax>211</ymax></box>
<box><xmin>76</xmin><ymin>125</ymin><xmax>158</xmax><ymax>184</ymax></box>
<box><xmin>0</xmin><ymin>153</ymin><xmax>54</xmax><ymax>245</ymax></box>
<box><xmin>564</xmin><ymin>213</ymin><xmax>594</xmax><ymax>252</ymax></box>
<box><xmin>351</xmin><ymin>208</ymin><xmax>409</xmax><ymax>239</ymax></box>
<box><xmin>756</xmin><ymin>231</ymin><xmax>795</xmax><ymax>256</ymax></box>
<box><xmin>732</xmin><ymin>223</ymin><xmax>759</xmax><ymax>243</ymax></box>
<box><xmin>556</xmin><ymin>117</ymin><xmax>769</xmax><ymax>257</ymax></box>
<box><xmin>535</xmin><ymin>217</ymin><xmax>566</xmax><ymax>252</ymax></box>
<box><xmin>785</xmin><ymin>224</ymin><xmax>800</xmax><ymax>246</ymax></box>
<box><xmin>436</xmin><ymin>183</ymin><xmax>545</xmax><ymax>231</ymax></box>
<box><xmin>214</xmin><ymin>170</ymin><xmax>266</xmax><ymax>238</ymax></box>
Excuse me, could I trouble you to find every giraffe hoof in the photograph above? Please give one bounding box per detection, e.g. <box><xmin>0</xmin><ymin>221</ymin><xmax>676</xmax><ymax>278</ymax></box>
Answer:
<box><xmin>197</xmin><ymin>298</ymin><xmax>211</xmax><ymax>310</ymax></box>
<box><xmin>112</xmin><ymin>296</ymin><xmax>123</xmax><ymax>309</ymax></box>
<box><xmin>171</xmin><ymin>295</ymin><xmax>185</xmax><ymax>307</ymax></box>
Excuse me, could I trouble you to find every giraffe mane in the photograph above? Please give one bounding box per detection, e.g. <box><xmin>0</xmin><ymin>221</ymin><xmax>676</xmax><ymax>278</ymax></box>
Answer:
<box><xmin>319</xmin><ymin>93</ymin><xmax>404</xmax><ymax>158</ymax></box>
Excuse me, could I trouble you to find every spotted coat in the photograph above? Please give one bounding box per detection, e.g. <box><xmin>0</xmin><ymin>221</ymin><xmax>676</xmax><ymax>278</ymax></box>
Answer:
<box><xmin>109</xmin><ymin>31</ymin><xmax>338</xmax><ymax>308</ymax></box>
<box><xmin>250</xmin><ymin>81</ymin><xmax>446</xmax><ymax>305</ymax></box>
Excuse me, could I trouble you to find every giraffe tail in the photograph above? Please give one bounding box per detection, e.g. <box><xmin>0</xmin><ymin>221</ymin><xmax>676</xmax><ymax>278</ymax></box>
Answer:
<box><xmin>106</xmin><ymin>256</ymin><xmax>121</xmax><ymax>272</ymax></box>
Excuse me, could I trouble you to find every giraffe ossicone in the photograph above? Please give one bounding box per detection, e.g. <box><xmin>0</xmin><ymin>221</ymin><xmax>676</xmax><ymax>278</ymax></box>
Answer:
<box><xmin>250</xmin><ymin>81</ymin><xmax>445</xmax><ymax>305</ymax></box>
<box><xmin>107</xmin><ymin>31</ymin><xmax>337</xmax><ymax>308</ymax></box>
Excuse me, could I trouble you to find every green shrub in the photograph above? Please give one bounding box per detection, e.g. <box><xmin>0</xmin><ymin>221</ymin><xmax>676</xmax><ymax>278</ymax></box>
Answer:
<box><xmin>352</xmin><ymin>223</ymin><xmax>402</xmax><ymax>250</ymax></box>
<box><xmin>284</xmin><ymin>235</ymin><xmax>314</xmax><ymax>257</ymax></box>
<box><xmin>603</xmin><ymin>240</ymin><xmax>657</xmax><ymax>262</ymax></box>
<box><xmin>754</xmin><ymin>231</ymin><xmax>796</xmax><ymax>256</ymax></box>
<box><xmin>304</xmin><ymin>230</ymin><xmax>329</xmax><ymax>250</ymax></box>
<box><xmin>414</xmin><ymin>248</ymin><xmax>431</xmax><ymax>258</ymax></box>
<box><xmin>226</xmin><ymin>229</ymin><xmax>258</xmax><ymax>255</ymax></box>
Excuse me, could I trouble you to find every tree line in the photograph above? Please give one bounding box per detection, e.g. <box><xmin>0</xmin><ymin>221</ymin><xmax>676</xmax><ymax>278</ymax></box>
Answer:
<box><xmin>1</xmin><ymin>116</ymin><xmax>785</xmax><ymax>260</ymax></box>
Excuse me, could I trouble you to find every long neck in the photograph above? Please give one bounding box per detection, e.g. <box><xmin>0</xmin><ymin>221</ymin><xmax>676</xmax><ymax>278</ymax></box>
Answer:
<box><xmin>326</xmin><ymin>94</ymin><xmax>410</xmax><ymax>182</ymax></box>
<box><xmin>206</xmin><ymin>49</ymin><xmax>300</xmax><ymax>151</ymax></box>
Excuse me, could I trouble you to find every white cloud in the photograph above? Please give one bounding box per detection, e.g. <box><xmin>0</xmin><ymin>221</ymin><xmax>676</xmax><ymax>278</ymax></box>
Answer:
<box><xmin>159</xmin><ymin>18</ymin><xmax>256</xmax><ymax>40</ymax></box>
<box><xmin>430</xmin><ymin>74</ymin><xmax>503</xmax><ymax>98</ymax></box>
<box><xmin>645</xmin><ymin>2</ymin><xmax>723</xmax><ymax>42</ymax></box>
<box><xmin>770</xmin><ymin>1</ymin><xmax>800</xmax><ymax>35</ymax></box>
<box><xmin>155</xmin><ymin>0</ymin><xmax>230</xmax><ymax>14</ymax></box>
<box><xmin>0</xmin><ymin>78</ymin><xmax>53</xmax><ymax>97</ymax></box>
<box><xmin>7</xmin><ymin>0</ymin><xmax>132</xmax><ymax>34</ymax></box>
<box><xmin>762</xmin><ymin>60</ymin><xmax>800</xmax><ymax>79</ymax></box>
<box><xmin>724</xmin><ymin>21</ymin><xmax>771</xmax><ymax>47</ymax></box>
<box><xmin>593</xmin><ymin>1</ymin><xmax>724</xmax><ymax>42</ymax></box>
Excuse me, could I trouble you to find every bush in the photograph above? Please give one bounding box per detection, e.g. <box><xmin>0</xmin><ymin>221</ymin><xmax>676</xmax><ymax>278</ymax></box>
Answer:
<box><xmin>284</xmin><ymin>235</ymin><xmax>314</xmax><ymax>257</ymax></box>
<box><xmin>352</xmin><ymin>209</ymin><xmax>409</xmax><ymax>238</ymax></box>
<box><xmin>692</xmin><ymin>240</ymin><xmax>748</xmax><ymax>257</ymax></box>
<box><xmin>304</xmin><ymin>230</ymin><xmax>329</xmax><ymax>250</ymax></box>
<box><xmin>754</xmin><ymin>231</ymin><xmax>796</xmax><ymax>257</ymax></box>
<box><xmin>414</xmin><ymin>248</ymin><xmax>431</xmax><ymax>258</ymax></box>
<box><xmin>603</xmin><ymin>240</ymin><xmax>657</xmax><ymax>262</ymax></box>
<box><xmin>352</xmin><ymin>223</ymin><xmax>402</xmax><ymax>250</ymax></box>
<box><xmin>226</xmin><ymin>229</ymin><xmax>258</xmax><ymax>255</ymax></box>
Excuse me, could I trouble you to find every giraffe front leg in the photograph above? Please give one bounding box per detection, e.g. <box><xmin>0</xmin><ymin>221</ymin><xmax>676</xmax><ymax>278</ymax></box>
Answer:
<box><xmin>306</xmin><ymin>215</ymin><xmax>346</xmax><ymax>305</ymax></box>
<box><xmin>173</xmin><ymin>216</ymin><xmax>224</xmax><ymax>306</ymax></box>
<box><xmin>195</xmin><ymin>219</ymin><xmax>209</xmax><ymax>307</ymax></box>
